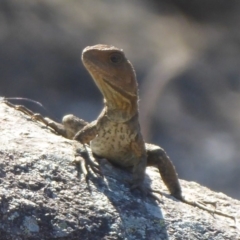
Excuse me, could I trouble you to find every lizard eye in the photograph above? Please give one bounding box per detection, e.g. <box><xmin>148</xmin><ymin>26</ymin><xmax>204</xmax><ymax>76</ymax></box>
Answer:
<box><xmin>109</xmin><ymin>52</ymin><xmax>123</xmax><ymax>64</ymax></box>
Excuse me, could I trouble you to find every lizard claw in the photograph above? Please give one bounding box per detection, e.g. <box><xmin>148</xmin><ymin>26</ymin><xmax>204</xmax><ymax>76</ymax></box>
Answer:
<box><xmin>176</xmin><ymin>195</ymin><xmax>237</xmax><ymax>227</ymax></box>
<box><xmin>129</xmin><ymin>181</ymin><xmax>163</xmax><ymax>203</ymax></box>
<box><xmin>74</xmin><ymin>144</ymin><xmax>103</xmax><ymax>181</ymax></box>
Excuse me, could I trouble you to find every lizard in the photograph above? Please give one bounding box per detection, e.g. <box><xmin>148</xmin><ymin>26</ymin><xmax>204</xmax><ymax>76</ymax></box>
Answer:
<box><xmin>4</xmin><ymin>44</ymin><xmax>236</xmax><ymax>222</ymax></box>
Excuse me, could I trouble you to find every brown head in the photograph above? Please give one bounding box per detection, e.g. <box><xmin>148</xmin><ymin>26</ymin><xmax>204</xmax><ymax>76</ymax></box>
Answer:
<box><xmin>82</xmin><ymin>44</ymin><xmax>139</xmax><ymax>121</ymax></box>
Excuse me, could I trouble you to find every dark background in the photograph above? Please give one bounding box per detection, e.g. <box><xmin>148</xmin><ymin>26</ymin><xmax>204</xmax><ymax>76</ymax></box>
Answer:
<box><xmin>1</xmin><ymin>0</ymin><xmax>240</xmax><ymax>199</ymax></box>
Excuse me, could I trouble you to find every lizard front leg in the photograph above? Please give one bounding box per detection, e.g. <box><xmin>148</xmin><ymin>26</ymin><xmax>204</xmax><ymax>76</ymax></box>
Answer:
<box><xmin>129</xmin><ymin>139</ymin><xmax>166</xmax><ymax>203</ymax></box>
<box><xmin>73</xmin><ymin>120</ymin><xmax>103</xmax><ymax>178</ymax></box>
<box><xmin>44</xmin><ymin>115</ymin><xmax>101</xmax><ymax>179</ymax></box>
<box><xmin>129</xmin><ymin>132</ymin><xmax>147</xmax><ymax>189</ymax></box>
<box><xmin>128</xmin><ymin>133</ymin><xmax>164</xmax><ymax>201</ymax></box>
<box><xmin>43</xmin><ymin>114</ymin><xmax>88</xmax><ymax>139</ymax></box>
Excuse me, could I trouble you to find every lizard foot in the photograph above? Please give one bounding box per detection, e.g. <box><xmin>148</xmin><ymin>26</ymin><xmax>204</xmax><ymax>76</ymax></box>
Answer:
<box><xmin>180</xmin><ymin>197</ymin><xmax>237</xmax><ymax>227</ymax></box>
<box><xmin>4</xmin><ymin>101</ymin><xmax>36</xmax><ymax>117</ymax></box>
<box><xmin>74</xmin><ymin>144</ymin><xmax>103</xmax><ymax>182</ymax></box>
<box><xmin>4</xmin><ymin>101</ymin><xmax>56</xmax><ymax>129</ymax></box>
<box><xmin>129</xmin><ymin>181</ymin><xmax>164</xmax><ymax>203</ymax></box>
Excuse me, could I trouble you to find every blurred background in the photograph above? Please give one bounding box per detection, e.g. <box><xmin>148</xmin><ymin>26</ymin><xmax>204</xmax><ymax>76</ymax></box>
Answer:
<box><xmin>1</xmin><ymin>0</ymin><xmax>240</xmax><ymax>199</ymax></box>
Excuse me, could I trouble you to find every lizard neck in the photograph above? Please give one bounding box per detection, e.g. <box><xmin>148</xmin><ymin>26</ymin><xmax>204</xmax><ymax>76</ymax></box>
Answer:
<box><xmin>102</xmin><ymin>83</ymin><xmax>139</xmax><ymax>122</ymax></box>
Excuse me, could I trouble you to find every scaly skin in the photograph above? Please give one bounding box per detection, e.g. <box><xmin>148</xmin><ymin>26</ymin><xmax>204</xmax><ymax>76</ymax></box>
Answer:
<box><xmin>5</xmin><ymin>45</ymin><xmax>236</xmax><ymax>223</ymax></box>
<box><xmin>44</xmin><ymin>44</ymin><xmax>182</xmax><ymax>197</ymax></box>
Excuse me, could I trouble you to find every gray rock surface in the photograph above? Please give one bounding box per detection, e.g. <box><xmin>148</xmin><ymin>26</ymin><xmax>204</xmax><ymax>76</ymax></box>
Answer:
<box><xmin>1</xmin><ymin>0</ymin><xmax>240</xmax><ymax>200</ymax></box>
<box><xmin>0</xmin><ymin>102</ymin><xmax>239</xmax><ymax>239</ymax></box>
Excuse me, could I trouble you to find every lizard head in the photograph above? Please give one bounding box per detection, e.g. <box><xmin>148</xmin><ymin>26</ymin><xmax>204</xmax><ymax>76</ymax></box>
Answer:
<box><xmin>82</xmin><ymin>44</ymin><xmax>139</xmax><ymax>121</ymax></box>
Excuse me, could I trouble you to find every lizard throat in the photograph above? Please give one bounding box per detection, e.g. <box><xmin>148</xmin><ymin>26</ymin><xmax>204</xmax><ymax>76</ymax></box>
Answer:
<box><xmin>101</xmin><ymin>78</ymin><xmax>138</xmax><ymax>120</ymax></box>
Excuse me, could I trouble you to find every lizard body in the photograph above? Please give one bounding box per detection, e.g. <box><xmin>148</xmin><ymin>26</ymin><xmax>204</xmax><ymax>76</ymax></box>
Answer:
<box><xmin>6</xmin><ymin>44</ymin><xmax>235</xmax><ymax>223</ymax></box>
<box><xmin>45</xmin><ymin>44</ymin><xmax>181</xmax><ymax>197</ymax></box>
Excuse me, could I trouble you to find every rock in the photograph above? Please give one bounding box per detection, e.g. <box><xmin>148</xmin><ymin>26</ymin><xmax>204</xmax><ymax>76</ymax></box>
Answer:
<box><xmin>0</xmin><ymin>102</ymin><xmax>239</xmax><ymax>240</ymax></box>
